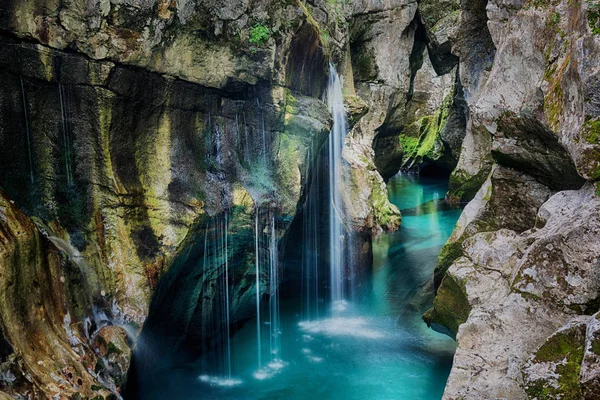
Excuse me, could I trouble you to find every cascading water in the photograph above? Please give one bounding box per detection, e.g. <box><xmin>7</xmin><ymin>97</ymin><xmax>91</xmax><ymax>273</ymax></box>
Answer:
<box><xmin>301</xmin><ymin>144</ymin><xmax>321</xmax><ymax>322</ymax></box>
<box><xmin>198</xmin><ymin>214</ymin><xmax>238</xmax><ymax>386</ymax></box>
<box><xmin>127</xmin><ymin>65</ymin><xmax>459</xmax><ymax>400</ymax></box>
<box><xmin>268</xmin><ymin>216</ymin><xmax>281</xmax><ymax>361</ymax></box>
<box><xmin>19</xmin><ymin>76</ymin><xmax>34</xmax><ymax>184</ymax></box>
<box><xmin>58</xmin><ymin>83</ymin><xmax>74</xmax><ymax>187</ymax></box>
<box><xmin>254</xmin><ymin>211</ymin><xmax>262</xmax><ymax>370</ymax></box>
<box><xmin>326</xmin><ymin>63</ymin><xmax>348</xmax><ymax>309</ymax></box>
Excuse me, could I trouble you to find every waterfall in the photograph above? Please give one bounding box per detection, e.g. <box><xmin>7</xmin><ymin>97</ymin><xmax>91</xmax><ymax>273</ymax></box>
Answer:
<box><xmin>58</xmin><ymin>83</ymin><xmax>74</xmax><ymax>187</ymax></box>
<box><xmin>199</xmin><ymin>214</ymin><xmax>234</xmax><ymax>379</ymax></box>
<box><xmin>327</xmin><ymin>63</ymin><xmax>348</xmax><ymax>307</ymax></box>
<box><xmin>223</xmin><ymin>214</ymin><xmax>232</xmax><ymax>378</ymax></box>
<box><xmin>19</xmin><ymin>76</ymin><xmax>34</xmax><ymax>184</ymax></box>
<box><xmin>254</xmin><ymin>210</ymin><xmax>262</xmax><ymax>369</ymax></box>
<box><xmin>268</xmin><ymin>216</ymin><xmax>281</xmax><ymax>360</ymax></box>
<box><xmin>252</xmin><ymin>208</ymin><xmax>287</xmax><ymax>380</ymax></box>
<box><xmin>301</xmin><ymin>145</ymin><xmax>321</xmax><ymax>322</ymax></box>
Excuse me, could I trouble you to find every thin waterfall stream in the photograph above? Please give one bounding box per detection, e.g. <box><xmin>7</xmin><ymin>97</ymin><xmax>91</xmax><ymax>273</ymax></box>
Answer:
<box><xmin>327</xmin><ymin>63</ymin><xmax>348</xmax><ymax>308</ymax></box>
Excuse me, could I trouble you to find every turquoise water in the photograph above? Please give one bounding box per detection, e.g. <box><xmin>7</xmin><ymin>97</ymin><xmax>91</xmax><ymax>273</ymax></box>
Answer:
<box><xmin>141</xmin><ymin>174</ymin><xmax>461</xmax><ymax>400</ymax></box>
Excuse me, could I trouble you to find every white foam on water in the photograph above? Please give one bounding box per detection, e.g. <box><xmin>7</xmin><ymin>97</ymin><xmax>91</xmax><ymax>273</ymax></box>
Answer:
<box><xmin>298</xmin><ymin>317</ymin><xmax>384</xmax><ymax>339</ymax></box>
<box><xmin>301</xmin><ymin>348</ymin><xmax>324</xmax><ymax>363</ymax></box>
<box><xmin>302</xmin><ymin>334</ymin><xmax>314</xmax><ymax>342</ymax></box>
<box><xmin>252</xmin><ymin>359</ymin><xmax>288</xmax><ymax>381</ymax></box>
<box><xmin>332</xmin><ymin>300</ymin><xmax>349</xmax><ymax>313</ymax></box>
<box><xmin>198</xmin><ymin>375</ymin><xmax>243</xmax><ymax>387</ymax></box>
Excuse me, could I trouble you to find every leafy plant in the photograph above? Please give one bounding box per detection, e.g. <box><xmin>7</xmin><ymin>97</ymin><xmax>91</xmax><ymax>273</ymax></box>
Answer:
<box><xmin>249</xmin><ymin>24</ymin><xmax>270</xmax><ymax>45</ymax></box>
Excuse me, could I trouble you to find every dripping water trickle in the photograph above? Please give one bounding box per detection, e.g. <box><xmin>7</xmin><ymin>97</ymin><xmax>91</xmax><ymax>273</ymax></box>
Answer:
<box><xmin>19</xmin><ymin>76</ymin><xmax>34</xmax><ymax>184</ymax></box>
<box><xmin>58</xmin><ymin>83</ymin><xmax>74</xmax><ymax>187</ymax></box>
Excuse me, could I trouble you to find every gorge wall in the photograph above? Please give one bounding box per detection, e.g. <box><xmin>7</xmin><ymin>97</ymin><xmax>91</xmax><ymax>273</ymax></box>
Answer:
<box><xmin>0</xmin><ymin>0</ymin><xmax>599</xmax><ymax>399</ymax></box>
<box><xmin>422</xmin><ymin>0</ymin><xmax>600</xmax><ymax>399</ymax></box>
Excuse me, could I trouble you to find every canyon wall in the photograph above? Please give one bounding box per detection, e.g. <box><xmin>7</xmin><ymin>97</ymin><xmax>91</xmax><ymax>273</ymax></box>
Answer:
<box><xmin>423</xmin><ymin>0</ymin><xmax>600</xmax><ymax>398</ymax></box>
<box><xmin>0</xmin><ymin>0</ymin><xmax>598</xmax><ymax>399</ymax></box>
<box><xmin>0</xmin><ymin>0</ymin><xmax>399</xmax><ymax>397</ymax></box>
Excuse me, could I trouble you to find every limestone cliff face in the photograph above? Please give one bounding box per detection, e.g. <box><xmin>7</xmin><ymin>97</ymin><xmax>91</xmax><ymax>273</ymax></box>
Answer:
<box><xmin>0</xmin><ymin>0</ymin><xmax>339</xmax><ymax>397</ymax></box>
<box><xmin>0</xmin><ymin>0</ymin><xmax>407</xmax><ymax>397</ymax></box>
<box><xmin>425</xmin><ymin>0</ymin><xmax>600</xmax><ymax>398</ymax></box>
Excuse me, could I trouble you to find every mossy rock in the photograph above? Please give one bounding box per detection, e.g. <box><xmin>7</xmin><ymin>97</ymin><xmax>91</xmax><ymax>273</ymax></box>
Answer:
<box><xmin>447</xmin><ymin>164</ymin><xmax>492</xmax><ymax>205</ymax></box>
<box><xmin>399</xmin><ymin>91</ymin><xmax>454</xmax><ymax>169</ymax></box>
<box><xmin>524</xmin><ymin>321</ymin><xmax>587</xmax><ymax>400</ymax></box>
<box><xmin>433</xmin><ymin>240</ymin><xmax>464</xmax><ymax>289</ymax></box>
<box><xmin>423</xmin><ymin>273</ymin><xmax>471</xmax><ymax>338</ymax></box>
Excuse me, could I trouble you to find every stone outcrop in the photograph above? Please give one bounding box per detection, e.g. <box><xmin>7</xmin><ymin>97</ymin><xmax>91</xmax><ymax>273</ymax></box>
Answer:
<box><xmin>428</xmin><ymin>0</ymin><xmax>600</xmax><ymax>398</ymax></box>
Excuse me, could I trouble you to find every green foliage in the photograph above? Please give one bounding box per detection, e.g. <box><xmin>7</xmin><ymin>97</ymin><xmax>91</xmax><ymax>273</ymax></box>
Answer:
<box><xmin>587</xmin><ymin>1</ymin><xmax>600</xmax><ymax>35</ymax></box>
<box><xmin>551</xmin><ymin>12</ymin><xmax>561</xmax><ymax>25</ymax></box>
<box><xmin>398</xmin><ymin>91</ymin><xmax>454</xmax><ymax>171</ymax></box>
<box><xmin>582</xmin><ymin>117</ymin><xmax>600</xmax><ymax>144</ymax></box>
<box><xmin>249</xmin><ymin>24</ymin><xmax>270</xmax><ymax>45</ymax></box>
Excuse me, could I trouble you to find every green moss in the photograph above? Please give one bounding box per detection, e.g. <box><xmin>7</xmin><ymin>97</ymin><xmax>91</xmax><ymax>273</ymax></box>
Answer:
<box><xmin>551</xmin><ymin>12</ymin><xmax>561</xmax><ymax>25</ymax></box>
<box><xmin>535</xmin><ymin>331</ymin><xmax>583</xmax><ymax>363</ymax></box>
<box><xmin>434</xmin><ymin>240</ymin><xmax>464</xmax><ymax>285</ymax></box>
<box><xmin>526</xmin><ymin>327</ymin><xmax>586</xmax><ymax>399</ymax></box>
<box><xmin>106</xmin><ymin>342</ymin><xmax>123</xmax><ymax>356</ymax></box>
<box><xmin>447</xmin><ymin>165</ymin><xmax>492</xmax><ymax>204</ymax></box>
<box><xmin>399</xmin><ymin>92</ymin><xmax>454</xmax><ymax>167</ymax></box>
<box><xmin>588</xmin><ymin>5</ymin><xmax>600</xmax><ymax>35</ymax></box>
<box><xmin>370</xmin><ymin>181</ymin><xmax>402</xmax><ymax>230</ymax></box>
<box><xmin>544</xmin><ymin>55</ymin><xmax>570</xmax><ymax>132</ymax></box>
<box><xmin>94</xmin><ymin>358</ymin><xmax>105</xmax><ymax>373</ymax></box>
<box><xmin>398</xmin><ymin>135</ymin><xmax>420</xmax><ymax>158</ymax></box>
<box><xmin>582</xmin><ymin>117</ymin><xmax>600</xmax><ymax>144</ymax></box>
<box><xmin>423</xmin><ymin>274</ymin><xmax>471</xmax><ymax>337</ymax></box>
<box><xmin>285</xmin><ymin>89</ymin><xmax>300</xmax><ymax>115</ymax></box>
<box><xmin>249</xmin><ymin>24</ymin><xmax>270</xmax><ymax>45</ymax></box>
<box><xmin>592</xmin><ymin>337</ymin><xmax>600</xmax><ymax>355</ymax></box>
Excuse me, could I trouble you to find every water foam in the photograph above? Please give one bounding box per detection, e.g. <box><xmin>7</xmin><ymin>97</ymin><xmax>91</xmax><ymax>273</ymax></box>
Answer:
<box><xmin>298</xmin><ymin>317</ymin><xmax>384</xmax><ymax>339</ymax></box>
<box><xmin>198</xmin><ymin>375</ymin><xmax>243</xmax><ymax>387</ymax></box>
<box><xmin>252</xmin><ymin>359</ymin><xmax>288</xmax><ymax>380</ymax></box>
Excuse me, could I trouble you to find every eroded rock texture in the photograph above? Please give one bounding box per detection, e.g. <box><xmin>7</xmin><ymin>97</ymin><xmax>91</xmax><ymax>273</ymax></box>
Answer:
<box><xmin>427</xmin><ymin>0</ymin><xmax>600</xmax><ymax>399</ymax></box>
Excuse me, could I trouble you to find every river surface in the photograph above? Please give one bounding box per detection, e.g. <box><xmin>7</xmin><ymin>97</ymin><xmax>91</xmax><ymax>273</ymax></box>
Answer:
<box><xmin>147</xmin><ymin>174</ymin><xmax>461</xmax><ymax>400</ymax></box>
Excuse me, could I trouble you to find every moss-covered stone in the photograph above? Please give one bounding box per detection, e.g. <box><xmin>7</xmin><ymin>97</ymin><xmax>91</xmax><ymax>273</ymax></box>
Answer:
<box><xmin>588</xmin><ymin>8</ymin><xmax>600</xmax><ymax>36</ymax></box>
<box><xmin>399</xmin><ymin>91</ymin><xmax>454</xmax><ymax>169</ymax></box>
<box><xmin>446</xmin><ymin>164</ymin><xmax>492</xmax><ymax>205</ymax></box>
<box><xmin>423</xmin><ymin>273</ymin><xmax>471</xmax><ymax>338</ymax></box>
<box><xmin>434</xmin><ymin>240</ymin><xmax>464</xmax><ymax>289</ymax></box>
<box><xmin>524</xmin><ymin>322</ymin><xmax>586</xmax><ymax>400</ymax></box>
<box><xmin>582</xmin><ymin>117</ymin><xmax>600</xmax><ymax>145</ymax></box>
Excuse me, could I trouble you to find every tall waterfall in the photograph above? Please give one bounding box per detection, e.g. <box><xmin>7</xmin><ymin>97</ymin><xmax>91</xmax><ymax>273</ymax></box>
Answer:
<box><xmin>327</xmin><ymin>64</ymin><xmax>348</xmax><ymax>307</ymax></box>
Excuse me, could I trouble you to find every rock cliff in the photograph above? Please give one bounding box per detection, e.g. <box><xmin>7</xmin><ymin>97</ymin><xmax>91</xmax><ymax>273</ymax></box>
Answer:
<box><xmin>424</xmin><ymin>0</ymin><xmax>600</xmax><ymax>398</ymax></box>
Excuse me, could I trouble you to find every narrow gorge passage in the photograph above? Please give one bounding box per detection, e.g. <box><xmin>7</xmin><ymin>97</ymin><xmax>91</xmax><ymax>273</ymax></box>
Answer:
<box><xmin>133</xmin><ymin>175</ymin><xmax>460</xmax><ymax>400</ymax></box>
